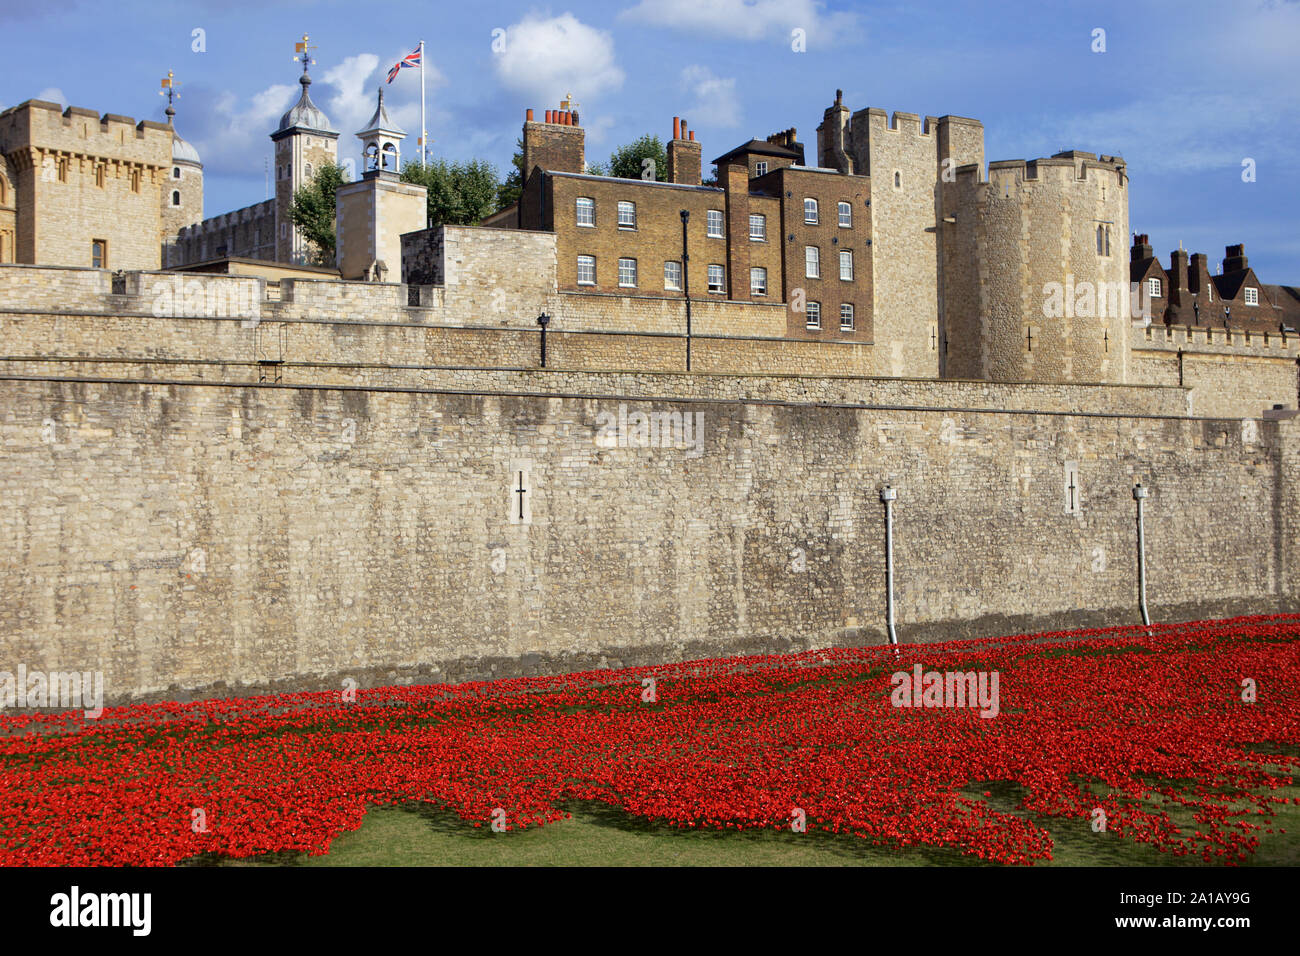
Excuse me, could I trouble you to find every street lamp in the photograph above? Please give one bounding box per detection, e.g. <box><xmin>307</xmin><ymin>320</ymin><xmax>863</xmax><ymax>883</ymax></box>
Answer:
<box><xmin>537</xmin><ymin>311</ymin><xmax>551</xmax><ymax>368</ymax></box>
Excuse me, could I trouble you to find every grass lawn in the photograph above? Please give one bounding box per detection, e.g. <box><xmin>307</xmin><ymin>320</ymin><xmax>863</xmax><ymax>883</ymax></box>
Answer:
<box><xmin>203</xmin><ymin>777</ymin><xmax>1300</xmax><ymax>867</ymax></box>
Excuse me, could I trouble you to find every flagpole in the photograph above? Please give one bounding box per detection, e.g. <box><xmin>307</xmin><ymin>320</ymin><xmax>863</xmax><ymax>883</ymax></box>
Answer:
<box><xmin>420</xmin><ymin>39</ymin><xmax>426</xmax><ymax>164</ymax></box>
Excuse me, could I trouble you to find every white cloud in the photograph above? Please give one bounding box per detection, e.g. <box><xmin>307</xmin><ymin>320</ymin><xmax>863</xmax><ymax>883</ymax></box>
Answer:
<box><xmin>322</xmin><ymin>54</ymin><xmax>382</xmax><ymax>140</ymax></box>
<box><xmin>622</xmin><ymin>0</ymin><xmax>860</xmax><ymax>46</ymax></box>
<box><xmin>679</xmin><ymin>66</ymin><xmax>740</xmax><ymax>128</ymax></box>
<box><xmin>35</xmin><ymin>87</ymin><xmax>67</xmax><ymax>107</ymax></box>
<box><xmin>493</xmin><ymin>13</ymin><xmax>624</xmax><ymax>103</ymax></box>
<box><xmin>187</xmin><ymin>83</ymin><xmax>298</xmax><ymax>176</ymax></box>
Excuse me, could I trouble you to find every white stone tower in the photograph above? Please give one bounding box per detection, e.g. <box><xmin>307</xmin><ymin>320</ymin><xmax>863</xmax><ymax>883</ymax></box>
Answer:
<box><xmin>271</xmin><ymin>36</ymin><xmax>339</xmax><ymax>264</ymax></box>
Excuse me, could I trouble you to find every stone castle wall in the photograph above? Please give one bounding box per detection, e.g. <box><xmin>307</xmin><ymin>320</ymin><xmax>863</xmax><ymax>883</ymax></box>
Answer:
<box><xmin>0</xmin><ymin>375</ymin><xmax>1294</xmax><ymax>703</ymax></box>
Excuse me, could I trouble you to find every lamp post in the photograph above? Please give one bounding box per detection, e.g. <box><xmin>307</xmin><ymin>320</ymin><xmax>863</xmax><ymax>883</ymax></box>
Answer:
<box><xmin>537</xmin><ymin>311</ymin><xmax>551</xmax><ymax>368</ymax></box>
<box><xmin>680</xmin><ymin>209</ymin><xmax>692</xmax><ymax>372</ymax></box>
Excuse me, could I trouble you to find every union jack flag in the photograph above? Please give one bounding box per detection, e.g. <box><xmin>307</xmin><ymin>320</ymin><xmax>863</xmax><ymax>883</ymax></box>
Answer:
<box><xmin>386</xmin><ymin>46</ymin><xmax>421</xmax><ymax>83</ymax></box>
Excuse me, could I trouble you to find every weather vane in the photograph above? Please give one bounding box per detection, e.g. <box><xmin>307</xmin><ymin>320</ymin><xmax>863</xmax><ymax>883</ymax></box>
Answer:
<box><xmin>159</xmin><ymin>70</ymin><xmax>180</xmax><ymax>123</ymax></box>
<box><xmin>560</xmin><ymin>92</ymin><xmax>580</xmax><ymax>112</ymax></box>
<box><xmin>294</xmin><ymin>34</ymin><xmax>317</xmax><ymax>73</ymax></box>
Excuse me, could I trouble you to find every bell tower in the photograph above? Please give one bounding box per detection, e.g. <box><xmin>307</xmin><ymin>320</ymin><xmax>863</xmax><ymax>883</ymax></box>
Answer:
<box><xmin>334</xmin><ymin>88</ymin><xmax>427</xmax><ymax>281</ymax></box>
<box><xmin>357</xmin><ymin>88</ymin><xmax>404</xmax><ymax>175</ymax></box>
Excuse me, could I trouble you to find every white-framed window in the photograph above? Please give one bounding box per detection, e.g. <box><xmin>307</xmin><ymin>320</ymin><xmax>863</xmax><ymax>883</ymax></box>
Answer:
<box><xmin>1147</xmin><ymin>277</ymin><xmax>1162</xmax><ymax>298</ymax></box>
<box><xmin>750</xmin><ymin>267</ymin><xmax>767</xmax><ymax>296</ymax></box>
<box><xmin>618</xmin><ymin>257</ymin><xmax>637</xmax><ymax>288</ymax></box>
<box><xmin>577</xmin><ymin>255</ymin><xmax>596</xmax><ymax>285</ymax></box>
<box><xmin>755</xmin><ymin>161</ymin><xmax>768</xmax><ymax>176</ymax></box>
<box><xmin>617</xmin><ymin>200</ymin><xmax>636</xmax><ymax>228</ymax></box>
<box><xmin>839</xmin><ymin>250</ymin><xmax>853</xmax><ymax>281</ymax></box>
<box><xmin>1245</xmin><ymin>287</ymin><xmax>1259</xmax><ymax>305</ymax></box>
<box><xmin>707</xmin><ymin>263</ymin><xmax>725</xmax><ymax>294</ymax></box>
<box><xmin>706</xmin><ymin>209</ymin><xmax>724</xmax><ymax>238</ymax></box>
<box><xmin>840</xmin><ymin>304</ymin><xmax>855</xmax><ymax>330</ymax></box>
<box><xmin>576</xmin><ymin>197</ymin><xmax>595</xmax><ymax>227</ymax></box>
<box><xmin>804</xmin><ymin>198</ymin><xmax>818</xmax><ymax>224</ymax></box>
<box><xmin>806</xmin><ymin>301</ymin><xmax>821</xmax><ymax>330</ymax></box>
<box><xmin>664</xmin><ymin>261</ymin><xmax>682</xmax><ymax>291</ymax></box>
<box><xmin>749</xmin><ymin>213</ymin><xmax>766</xmax><ymax>240</ymax></box>
<box><xmin>838</xmin><ymin>202</ymin><xmax>851</xmax><ymax>227</ymax></box>
<box><xmin>805</xmin><ymin>245</ymin><xmax>820</xmax><ymax>279</ymax></box>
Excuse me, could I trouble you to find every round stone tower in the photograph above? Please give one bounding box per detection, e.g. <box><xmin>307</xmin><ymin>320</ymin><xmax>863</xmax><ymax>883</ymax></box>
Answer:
<box><xmin>941</xmin><ymin>151</ymin><xmax>1131</xmax><ymax>383</ymax></box>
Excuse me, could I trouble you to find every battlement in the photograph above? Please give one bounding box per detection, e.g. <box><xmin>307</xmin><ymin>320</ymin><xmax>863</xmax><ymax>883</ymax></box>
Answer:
<box><xmin>861</xmin><ymin>108</ymin><xmax>983</xmax><ymax>138</ymax></box>
<box><xmin>178</xmin><ymin>200</ymin><xmax>275</xmax><ymax>241</ymax></box>
<box><xmin>954</xmin><ymin>152</ymin><xmax>1127</xmax><ymax>190</ymax></box>
<box><xmin>0</xmin><ymin>99</ymin><xmax>172</xmax><ymax>169</ymax></box>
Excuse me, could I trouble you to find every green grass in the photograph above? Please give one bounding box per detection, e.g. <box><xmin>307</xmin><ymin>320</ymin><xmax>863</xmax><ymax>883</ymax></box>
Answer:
<box><xmin>192</xmin><ymin>780</ymin><xmax>1300</xmax><ymax>867</ymax></box>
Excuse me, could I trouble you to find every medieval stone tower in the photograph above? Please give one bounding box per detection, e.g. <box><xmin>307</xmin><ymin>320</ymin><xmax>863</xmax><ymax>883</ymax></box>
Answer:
<box><xmin>271</xmin><ymin>51</ymin><xmax>339</xmax><ymax>264</ymax></box>
<box><xmin>941</xmin><ymin>152</ymin><xmax>1130</xmax><ymax>383</ymax></box>
<box><xmin>818</xmin><ymin>93</ymin><xmax>984</xmax><ymax>379</ymax></box>
<box><xmin>159</xmin><ymin>95</ymin><xmax>203</xmax><ymax>267</ymax></box>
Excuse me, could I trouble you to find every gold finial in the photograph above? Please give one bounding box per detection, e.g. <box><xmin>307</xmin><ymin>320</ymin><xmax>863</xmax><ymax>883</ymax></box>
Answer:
<box><xmin>560</xmin><ymin>92</ymin><xmax>580</xmax><ymax>112</ymax></box>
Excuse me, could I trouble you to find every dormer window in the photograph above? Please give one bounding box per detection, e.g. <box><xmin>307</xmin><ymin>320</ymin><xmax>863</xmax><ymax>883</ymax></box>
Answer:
<box><xmin>1245</xmin><ymin>287</ymin><xmax>1259</xmax><ymax>305</ymax></box>
<box><xmin>1147</xmin><ymin>277</ymin><xmax>1162</xmax><ymax>298</ymax></box>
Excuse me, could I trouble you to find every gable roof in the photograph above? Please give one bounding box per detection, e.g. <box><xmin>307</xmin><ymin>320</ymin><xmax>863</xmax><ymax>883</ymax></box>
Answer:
<box><xmin>711</xmin><ymin>138</ymin><xmax>804</xmax><ymax>167</ymax></box>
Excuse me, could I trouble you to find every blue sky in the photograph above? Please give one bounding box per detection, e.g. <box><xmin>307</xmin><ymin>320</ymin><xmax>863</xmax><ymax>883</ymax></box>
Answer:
<box><xmin>2</xmin><ymin>0</ymin><xmax>1297</xmax><ymax>279</ymax></box>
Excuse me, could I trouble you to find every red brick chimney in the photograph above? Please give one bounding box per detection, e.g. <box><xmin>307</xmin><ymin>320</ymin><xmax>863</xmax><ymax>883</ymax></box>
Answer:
<box><xmin>667</xmin><ymin>115</ymin><xmax>703</xmax><ymax>186</ymax></box>
<box><xmin>523</xmin><ymin>102</ymin><xmax>586</xmax><ymax>176</ymax></box>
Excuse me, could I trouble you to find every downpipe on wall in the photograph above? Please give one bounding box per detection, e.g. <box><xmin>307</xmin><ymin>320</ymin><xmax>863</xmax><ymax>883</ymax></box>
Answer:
<box><xmin>881</xmin><ymin>485</ymin><xmax>899</xmax><ymax>646</ymax></box>
<box><xmin>1134</xmin><ymin>481</ymin><xmax>1151</xmax><ymax>626</ymax></box>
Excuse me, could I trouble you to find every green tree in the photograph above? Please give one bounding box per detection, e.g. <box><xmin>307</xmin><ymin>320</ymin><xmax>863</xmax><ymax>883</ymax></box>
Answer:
<box><xmin>401</xmin><ymin>158</ymin><xmax>501</xmax><ymax>227</ymax></box>
<box><xmin>289</xmin><ymin>162</ymin><xmax>350</xmax><ymax>267</ymax></box>
<box><xmin>605</xmin><ymin>134</ymin><xmax>667</xmax><ymax>182</ymax></box>
<box><xmin>497</xmin><ymin>138</ymin><xmax>525</xmax><ymax>211</ymax></box>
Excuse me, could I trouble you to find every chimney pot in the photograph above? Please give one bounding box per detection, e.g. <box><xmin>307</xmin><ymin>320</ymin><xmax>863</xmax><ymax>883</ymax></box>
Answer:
<box><xmin>526</xmin><ymin>109</ymin><xmax>534</xmax><ymax>122</ymax></box>
<box><xmin>673</xmin><ymin>116</ymin><xmax>681</xmax><ymax>140</ymax></box>
<box><xmin>689</xmin><ymin>130</ymin><xmax>695</xmax><ymax>141</ymax></box>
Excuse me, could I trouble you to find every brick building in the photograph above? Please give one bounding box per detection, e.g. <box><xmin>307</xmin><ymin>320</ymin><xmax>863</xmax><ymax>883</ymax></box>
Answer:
<box><xmin>490</xmin><ymin>104</ymin><xmax>873</xmax><ymax>343</ymax></box>
<box><xmin>1131</xmin><ymin>235</ymin><xmax>1300</xmax><ymax>333</ymax></box>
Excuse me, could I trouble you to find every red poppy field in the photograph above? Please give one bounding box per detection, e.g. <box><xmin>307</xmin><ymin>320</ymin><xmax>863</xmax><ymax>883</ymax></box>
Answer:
<box><xmin>1</xmin><ymin>615</ymin><xmax>1298</xmax><ymax>867</ymax></box>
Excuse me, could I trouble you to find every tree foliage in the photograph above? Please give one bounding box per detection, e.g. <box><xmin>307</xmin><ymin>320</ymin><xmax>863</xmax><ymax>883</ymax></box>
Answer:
<box><xmin>497</xmin><ymin>138</ymin><xmax>525</xmax><ymax>211</ymax></box>
<box><xmin>604</xmin><ymin>134</ymin><xmax>667</xmax><ymax>182</ymax></box>
<box><xmin>289</xmin><ymin>163</ymin><xmax>350</xmax><ymax>267</ymax></box>
<box><xmin>401</xmin><ymin>158</ymin><xmax>501</xmax><ymax>228</ymax></box>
